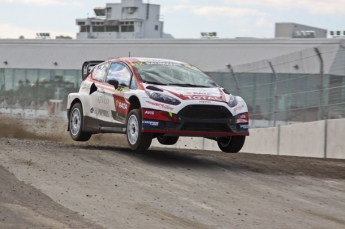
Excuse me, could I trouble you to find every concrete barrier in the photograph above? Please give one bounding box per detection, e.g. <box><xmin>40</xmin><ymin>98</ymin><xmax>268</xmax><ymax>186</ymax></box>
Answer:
<box><xmin>203</xmin><ymin>138</ymin><xmax>220</xmax><ymax>151</ymax></box>
<box><xmin>241</xmin><ymin>127</ymin><xmax>278</xmax><ymax>155</ymax></box>
<box><xmin>326</xmin><ymin>119</ymin><xmax>345</xmax><ymax>159</ymax></box>
<box><xmin>279</xmin><ymin>121</ymin><xmax>326</xmax><ymax>158</ymax></box>
<box><xmin>151</xmin><ymin>119</ymin><xmax>345</xmax><ymax>159</ymax></box>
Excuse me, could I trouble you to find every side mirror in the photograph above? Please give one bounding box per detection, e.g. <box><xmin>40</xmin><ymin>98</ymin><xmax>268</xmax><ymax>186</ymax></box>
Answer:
<box><xmin>108</xmin><ymin>79</ymin><xmax>119</xmax><ymax>89</ymax></box>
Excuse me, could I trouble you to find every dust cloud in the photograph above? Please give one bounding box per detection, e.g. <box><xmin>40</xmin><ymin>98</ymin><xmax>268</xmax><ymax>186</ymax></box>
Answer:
<box><xmin>0</xmin><ymin>116</ymin><xmax>127</xmax><ymax>147</ymax></box>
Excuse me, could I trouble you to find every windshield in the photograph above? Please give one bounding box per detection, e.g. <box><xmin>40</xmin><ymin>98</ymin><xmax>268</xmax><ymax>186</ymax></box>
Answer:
<box><xmin>131</xmin><ymin>61</ymin><xmax>217</xmax><ymax>87</ymax></box>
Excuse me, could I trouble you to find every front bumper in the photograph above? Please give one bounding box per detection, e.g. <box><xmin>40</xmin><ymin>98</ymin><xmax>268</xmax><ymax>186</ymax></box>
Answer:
<box><xmin>141</xmin><ymin>105</ymin><xmax>249</xmax><ymax>137</ymax></box>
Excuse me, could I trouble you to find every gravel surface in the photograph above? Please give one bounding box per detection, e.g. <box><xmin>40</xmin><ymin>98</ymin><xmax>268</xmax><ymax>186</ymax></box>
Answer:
<box><xmin>0</xmin><ymin>117</ymin><xmax>345</xmax><ymax>229</ymax></box>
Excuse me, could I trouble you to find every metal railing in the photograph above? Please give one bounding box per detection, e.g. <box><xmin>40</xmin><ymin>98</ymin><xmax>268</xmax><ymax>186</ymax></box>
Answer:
<box><xmin>208</xmin><ymin>45</ymin><xmax>345</xmax><ymax>128</ymax></box>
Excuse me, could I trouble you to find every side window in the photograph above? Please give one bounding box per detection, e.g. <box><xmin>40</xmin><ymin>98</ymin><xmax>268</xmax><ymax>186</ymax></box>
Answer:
<box><xmin>106</xmin><ymin>62</ymin><xmax>131</xmax><ymax>87</ymax></box>
<box><xmin>92</xmin><ymin>63</ymin><xmax>109</xmax><ymax>82</ymax></box>
<box><xmin>130</xmin><ymin>77</ymin><xmax>138</xmax><ymax>89</ymax></box>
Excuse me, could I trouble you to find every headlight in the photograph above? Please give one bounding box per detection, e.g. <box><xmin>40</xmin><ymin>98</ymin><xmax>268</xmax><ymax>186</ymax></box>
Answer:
<box><xmin>228</xmin><ymin>95</ymin><xmax>238</xmax><ymax>108</ymax></box>
<box><xmin>148</xmin><ymin>92</ymin><xmax>181</xmax><ymax>105</ymax></box>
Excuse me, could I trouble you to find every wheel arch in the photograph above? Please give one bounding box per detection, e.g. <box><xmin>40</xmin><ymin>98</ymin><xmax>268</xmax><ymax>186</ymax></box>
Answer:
<box><xmin>128</xmin><ymin>95</ymin><xmax>141</xmax><ymax>112</ymax></box>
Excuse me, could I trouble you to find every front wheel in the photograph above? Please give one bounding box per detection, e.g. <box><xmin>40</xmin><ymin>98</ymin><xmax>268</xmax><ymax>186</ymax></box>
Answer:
<box><xmin>69</xmin><ymin>103</ymin><xmax>92</xmax><ymax>141</ymax></box>
<box><xmin>126</xmin><ymin>109</ymin><xmax>152</xmax><ymax>151</ymax></box>
<box><xmin>217</xmin><ymin>136</ymin><xmax>245</xmax><ymax>153</ymax></box>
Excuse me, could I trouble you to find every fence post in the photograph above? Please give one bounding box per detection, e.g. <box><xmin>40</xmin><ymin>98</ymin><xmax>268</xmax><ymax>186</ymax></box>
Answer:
<box><xmin>324</xmin><ymin>120</ymin><xmax>328</xmax><ymax>158</ymax></box>
<box><xmin>226</xmin><ymin>64</ymin><xmax>240</xmax><ymax>95</ymax></box>
<box><xmin>314</xmin><ymin>47</ymin><xmax>324</xmax><ymax>120</ymax></box>
<box><xmin>268</xmin><ymin>61</ymin><xmax>279</xmax><ymax>127</ymax></box>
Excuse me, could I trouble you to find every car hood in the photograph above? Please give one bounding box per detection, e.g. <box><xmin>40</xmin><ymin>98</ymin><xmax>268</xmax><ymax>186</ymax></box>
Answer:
<box><xmin>144</xmin><ymin>84</ymin><xmax>227</xmax><ymax>102</ymax></box>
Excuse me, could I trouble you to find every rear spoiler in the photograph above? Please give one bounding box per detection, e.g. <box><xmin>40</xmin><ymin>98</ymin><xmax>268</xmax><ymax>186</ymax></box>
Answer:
<box><xmin>82</xmin><ymin>60</ymin><xmax>104</xmax><ymax>80</ymax></box>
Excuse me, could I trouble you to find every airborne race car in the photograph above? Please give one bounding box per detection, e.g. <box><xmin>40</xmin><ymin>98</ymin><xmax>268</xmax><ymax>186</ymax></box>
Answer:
<box><xmin>67</xmin><ymin>58</ymin><xmax>249</xmax><ymax>152</ymax></box>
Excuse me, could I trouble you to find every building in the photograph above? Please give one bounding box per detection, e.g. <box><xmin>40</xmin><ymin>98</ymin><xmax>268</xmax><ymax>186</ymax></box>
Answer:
<box><xmin>76</xmin><ymin>0</ymin><xmax>173</xmax><ymax>39</ymax></box>
<box><xmin>275</xmin><ymin>22</ymin><xmax>327</xmax><ymax>38</ymax></box>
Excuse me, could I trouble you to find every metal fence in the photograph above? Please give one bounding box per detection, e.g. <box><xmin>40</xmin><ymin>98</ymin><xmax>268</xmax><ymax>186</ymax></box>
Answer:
<box><xmin>0</xmin><ymin>69</ymin><xmax>81</xmax><ymax>117</ymax></box>
<box><xmin>208</xmin><ymin>45</ymin><xmax>345</xmax><ymax>128</ymax></box>
<box><xmin>0</xmin><ymin>44</ymin><xmax>344</xmax><ymax>125</ymax></box>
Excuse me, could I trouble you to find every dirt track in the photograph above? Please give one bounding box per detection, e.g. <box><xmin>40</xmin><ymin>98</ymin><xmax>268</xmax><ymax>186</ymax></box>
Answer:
<box><xmin>0</xmin><ymin>117</ymin><xmax>345</xmax><ymax>229</ymax></box>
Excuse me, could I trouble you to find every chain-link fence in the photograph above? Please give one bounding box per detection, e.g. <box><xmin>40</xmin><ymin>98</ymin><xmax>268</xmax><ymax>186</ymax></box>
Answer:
<box><xmin>208</xmin><ymin>44</ymin><xmax>345</xmax><ymax>128</ymax></box>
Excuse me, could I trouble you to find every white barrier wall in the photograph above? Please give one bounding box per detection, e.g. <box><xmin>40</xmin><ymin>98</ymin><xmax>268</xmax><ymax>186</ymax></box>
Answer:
<box><xmin>279</xmin><ymin>121</ymin><xmax>326</xmax><ymax>158</ymax></box>
<box><xmin>326</xmin><ymin>119</ymin><xmax>345</xmax><ymax>159</ymax></box>
<box><xmin>152</xmin><ymin>119</ymin><xmax>345</xmax><ymax>159</ymax></box>
<box><xmin>241</xmin><ymin>127</ymin><xmax>278</xmax><ymax>155</ymax></box>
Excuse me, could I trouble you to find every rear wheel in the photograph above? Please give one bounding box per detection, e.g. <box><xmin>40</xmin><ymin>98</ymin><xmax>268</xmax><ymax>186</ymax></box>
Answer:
<box><xmin>217</xmin><ymin>136</ymin><xmax>245</xmax><ymax>153</ymax></box>
<box><xmin>69</xmin><ymin>103</ymin><xmax>92</xmax><ymax>141</ymax></box>
<box><xmin>157</xmin><ymin>136</ymin><xmax>179</xmax><ymax>145</ymax></box>
<box><xmin>126</xmin><ymin>109</ymin><xmax>152</xmax><ymax>151</ymax></box>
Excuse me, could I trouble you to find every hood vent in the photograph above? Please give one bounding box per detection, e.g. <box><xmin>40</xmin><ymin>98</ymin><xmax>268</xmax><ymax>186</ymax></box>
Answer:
<box><xmin>146</xmin><ymin>85</ymin><xmax>163</xmax><ymax>92</ymax></box>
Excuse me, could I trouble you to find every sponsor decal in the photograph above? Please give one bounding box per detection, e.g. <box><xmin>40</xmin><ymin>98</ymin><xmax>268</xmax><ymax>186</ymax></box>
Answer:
<box><xmin>131</xmin><ymin>61</ymin><xmax>181</xmax><ymax>67</ymax></box>
<box><xmin>146</xmin><ymin>101</ymin><xmax>174</xmax><ymax>110</ymax></box>
<box><xmin>115</xmin><ymin>100</ymin><xmax>128</xmax><ymax>110</ymax></box>
<box><xmin>115</xmin><ymin>112</ymin><xmax>126</xmax><ymax>123</ymax></box>
<box><xmin>97</xmin><ymin>108</ymin><xmax>109</xmax><ymax>117</ymax></box>
<box><xmin>199</xmin><ymin>100</ymin><xmax>212</xmax><ymax>104</ymax></box>
<box><xmin>234</xmin><ymin>104</ymin><xmax>245</xmax><ymax>112</ymax></box>
<box><xmin>90</xmin><ymin>107</ymin><xmax>94</xmax><ymax>114</ymax></box>
<box><xmin>98</xmin><ymin>95</ymin><xmax>110</xmax><ymax>104</ymax></box>
<box><xmin>146</xmin><ymin>62</ymin><xmax>181</xmax><ymax>66</ymax></box>
<box><xmin>192</xmin><ymin>92</ymin><xmax>211</xmax><ymax>95</ymax></box>
<box><xmin>183</xmin><ymin>92</ymin><xmax>210</xmax><ymax>96</ymax></box>
<box><xmin>185</xmin><ymin>95</ymin><xmax>222</xmax><ymax>101</ymax></box>
<box><xmin>142</xmin><ymin>120</ymin><xmax>159</xmax><ymax>127</ymax></box>
<box><xmin>145</xmin><ymin>110</ymin><xmax>155</xmax><ymax>115</ymax></box>
<box><xmin>130</xmin><ymin>62</ymin><xmax>144</xmax><ymax>67</ymax></box>
<box><xmin>239</xmin><ymin>124</ymin><xmax>249</xmax><ymax>131</ymax></box>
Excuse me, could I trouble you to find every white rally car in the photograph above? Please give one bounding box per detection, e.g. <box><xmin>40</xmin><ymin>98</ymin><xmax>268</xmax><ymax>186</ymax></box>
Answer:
<box><xmin>67</xmin><ymin>58</ymin><xmax>249</xmax><ymax>152</ymax></box>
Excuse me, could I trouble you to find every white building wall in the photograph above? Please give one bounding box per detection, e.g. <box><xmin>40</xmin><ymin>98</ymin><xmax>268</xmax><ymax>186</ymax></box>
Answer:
<box><xmin>145</xmin><ymin>5</ymin><xmax>161</xmax><ymax>38</ymax></box>
<box><xmin>107</xmin><ymin>3</ymin><xmax>122</xmax><ymax>19</ymax></box>
<box><xmin>0</xmin><ymin>39</ymin><xmax>343</xmax><ymax>71</ymax></box>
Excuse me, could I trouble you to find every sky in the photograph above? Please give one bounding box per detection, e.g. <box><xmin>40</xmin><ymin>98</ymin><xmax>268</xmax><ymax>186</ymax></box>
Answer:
<box><xmin>0</xmin><ymin>0</ymin><xmax>344</xmax><ymax>39</ymax></box>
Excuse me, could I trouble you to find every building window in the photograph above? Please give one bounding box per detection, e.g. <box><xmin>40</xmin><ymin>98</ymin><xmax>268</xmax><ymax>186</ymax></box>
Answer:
<box><xmin>80</xmin><ymin>26</ymin><xmax>90</xmax><ymax>32</ymax></box>
<box><xmin>93</xmin><ymin>26</ymin><xmax>105</xmax><ymax>32</ymax></box>
<box><xmin>121</xmin><ymin>25</ymin><xmax>134</xmax><ymax>32</ymax></box>
<box><xmin>77</xmin><ymin>22</ymin><xmax>85</xmax><ymax>25</ymax></box>
<box><xmin>106</xmin><ymin>26</ymin><xmax>119</xmax><ymax>32</ymax></box>
<box><xmin>155</xmin><ymin>25</ymin><xmax>158</xmax><ymax>30</ymax></box>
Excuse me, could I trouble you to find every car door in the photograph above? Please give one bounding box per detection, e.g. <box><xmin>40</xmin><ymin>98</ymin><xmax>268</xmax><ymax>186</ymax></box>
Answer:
<box><xmin>89</xmin><ymin>62</ymin><xmax>112</xmax><ymax>124</ymax></box>
<box><xmin>105</xmin><ymin>62</ymin><xmax>133</xmax><ymax>124</ymax></box>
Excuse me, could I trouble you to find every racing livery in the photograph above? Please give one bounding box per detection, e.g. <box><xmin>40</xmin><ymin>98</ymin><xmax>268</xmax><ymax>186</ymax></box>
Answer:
<box><xmin>67</xmin><ymin>58</ymin><xmax>249</xmax><ymax>152</ymax></box>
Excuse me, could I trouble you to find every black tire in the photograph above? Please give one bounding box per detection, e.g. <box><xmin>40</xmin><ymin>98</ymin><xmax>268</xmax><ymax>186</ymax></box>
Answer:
<box><xmin>126</xmin><ymin>109</ymin><xmax>152</xmax><ymax>151</ymax></box>
<box><xmin>157</xmin><ymin>136</ymin><xmax>179</xmax><ymax>145</ymax></box>
<box><xmin>69</xmin><ymin>103</ymin><xmax>92</xmax><ymax>141</ymax></box>
<box><xmin>217</xmin><ymin>136</ymin><xmax>245</xmax><ymax>153</ymax></box>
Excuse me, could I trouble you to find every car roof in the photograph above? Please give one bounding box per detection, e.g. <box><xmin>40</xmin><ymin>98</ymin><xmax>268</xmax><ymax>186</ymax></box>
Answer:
<box><xmin>110</xmin><ymin>57</ymin><xmax>187</xmax><ymax>65</ymax></box>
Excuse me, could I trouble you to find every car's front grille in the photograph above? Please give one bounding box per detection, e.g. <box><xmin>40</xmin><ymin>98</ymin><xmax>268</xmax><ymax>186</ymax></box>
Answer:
<box><xmin>178</xmin><ymin>105</ymin><xmax>231</xmax><ymax>119</ymax></box>
<box><xmin>181</xmin><ymin>122</ymin><xmax>229</xmax><ymax>132</ymax></box>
